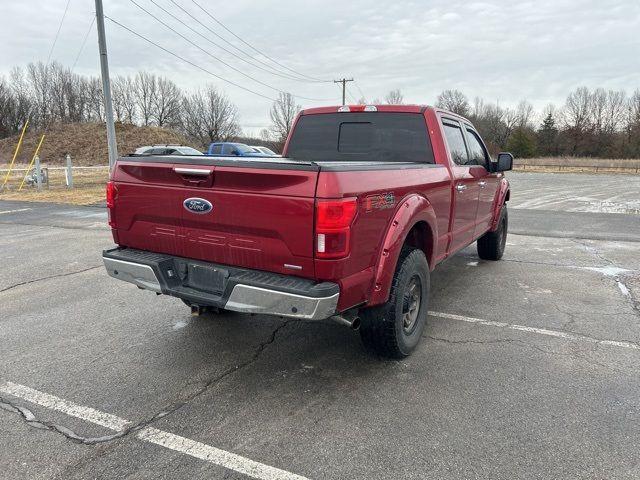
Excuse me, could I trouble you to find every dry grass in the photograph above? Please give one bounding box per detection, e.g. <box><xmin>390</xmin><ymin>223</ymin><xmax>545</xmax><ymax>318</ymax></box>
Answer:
<box><xmin>0</xmin><ymin>122</ymin><xmax>190</xmax><ymax>166</ymax></box>
<box><xmin>512</xmin><ymin>165</ymin><xmax>639</xmax><ymax>175</ymax></box>
<box><xmin>0</xmin><ymin>164</ymin><xmax>109</xmax><ymax>205</ymax></box>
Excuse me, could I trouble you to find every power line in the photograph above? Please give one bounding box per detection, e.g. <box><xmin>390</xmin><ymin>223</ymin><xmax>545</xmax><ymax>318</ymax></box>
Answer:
<box><xmin>149</xmin><ymin>0</ymin><xmax>308</xmax><ymax>83</ymax></box>
<box><xmin>190</xmin><ymin>0</ymin><xmax>332</xmax><ymax>83</ymax></box>
<box><xmin>128</xmin><ymin>0</ymin><xmax>336</xmax><ymax>102</ymax></box>
<box><xmin>354</xmin><ymin>81</ymin><xmax>367</xmax><ymax>102</ymax></box>
<box><xmin>71</xmin><ymin>16</ymin><xmax>96</xmax><ymax>70</ymax></box>
<box><xmin>166</xmin><ymin>0</ymin><xmax>309</xmax><ymax>83</ymax></box>
<box><xmin>105</xmin><ymin>15</ymin><xmax>277</xmax><ymax>101</ymax></box>
<box><xmin>345</xmin><ymin>85</ymin><xmax>358</xmax><ymax>104</ymax></box>
<box><xmin>46</xmin><ymin>0</ymin><xmax>72</xmax><ymax>63</ymax></box>
<box><xmin>25</xmin><ymin>14</ymin><xmax>100</xmax><ymax>176</ymax></box>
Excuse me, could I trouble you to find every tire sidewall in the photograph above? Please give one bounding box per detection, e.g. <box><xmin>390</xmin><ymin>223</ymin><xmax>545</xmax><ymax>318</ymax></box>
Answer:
<box><xmin>391</xmin><ymin>252</ymin><xmax>430</xmax><ymax>355</ymax></box>
<box><xmin>497</xmin><ymin>205</ymin><xmax>508</xmax><ymax>257</ymax></box>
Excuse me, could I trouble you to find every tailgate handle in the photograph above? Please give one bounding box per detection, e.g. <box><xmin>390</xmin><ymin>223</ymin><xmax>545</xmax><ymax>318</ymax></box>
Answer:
<box><xmin>173</xmin><ymin>168</ymin><xmax>211</xmax><ymax>176</ymax></box>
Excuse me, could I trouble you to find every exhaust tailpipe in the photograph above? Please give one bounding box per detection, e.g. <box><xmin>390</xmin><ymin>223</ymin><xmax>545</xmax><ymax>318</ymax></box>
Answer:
<box><xmin>330</xmin><ymin>313</ymin><xmax>361</xmax><ymax>330</ymax></box>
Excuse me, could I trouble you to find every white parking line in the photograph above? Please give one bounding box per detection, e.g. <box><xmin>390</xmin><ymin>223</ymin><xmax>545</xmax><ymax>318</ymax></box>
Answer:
<box><xmin>429</xmin><ymin>311</ymin><xmax>640</xmax><ymax>351</ymax></box>
<box><xmin>0</xmin><ymin>381</ymin><xmax>309</xmax><ymax>480</ymax></box>
<box><xmin>138</xmin><ymin>427</ymin><xmax>309</xmax><ymax>480</ymax></box>
<box><xmin>0</xmin><ymin>208</ymin><xmax>32</xmax><ymax>215</ymax></box>
<box><xmin>0</xmin><ymin>382</ymin><xmax>130</xmax><ymax>430</ymax></box>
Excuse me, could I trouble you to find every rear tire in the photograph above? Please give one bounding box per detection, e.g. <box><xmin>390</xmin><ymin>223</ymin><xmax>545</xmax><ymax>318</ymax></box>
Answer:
<box><xmin>477</xmin><ymin>204</ymin><xmax>508</xmax><ymax>261</ymax></box>
<box><xmin>359</xmin><ymin>248</ymin><xmax>430</xmax><ymax>358</ymax></box>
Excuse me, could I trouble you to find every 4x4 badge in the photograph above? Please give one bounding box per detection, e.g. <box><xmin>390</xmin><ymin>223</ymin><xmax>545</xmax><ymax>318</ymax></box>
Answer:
<box><xmin>364</xmin><ymin>192</ymin><xmax>395</xmax><ymax>211</ymax></box>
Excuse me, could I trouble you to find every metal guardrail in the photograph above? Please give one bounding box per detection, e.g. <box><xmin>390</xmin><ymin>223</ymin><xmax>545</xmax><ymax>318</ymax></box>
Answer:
<box><xmin>0</xmin><ymin>158</ymin><xmax>109</xmax><ymax>191</ymax></box>
<box><xmin>513</xmin><ymin>157</ymin><xmax>640</xmax><ymax>173</ymax></box>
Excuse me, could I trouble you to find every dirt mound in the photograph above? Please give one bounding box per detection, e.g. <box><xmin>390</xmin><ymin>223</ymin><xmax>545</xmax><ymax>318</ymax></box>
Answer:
<box><xmin>0</xmin><ymin>122</ymin><xmax>190</xmax><ymax>166</ymax></box>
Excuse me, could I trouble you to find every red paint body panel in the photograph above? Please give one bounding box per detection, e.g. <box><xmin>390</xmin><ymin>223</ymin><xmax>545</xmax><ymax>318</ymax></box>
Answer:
<box><xmin>112</xmin><ymin>161</ymin><xmax>319</xmax><ymax>277</ymax></box>
<box><xmin>315</xmin><ymin>167</ymin><xmax>451</xmax><ymax>310</ymax></box>
<box><xmin>110</xmin><ymin>105</ymin><xmax>509</xmax><ymax>313</ymax></box>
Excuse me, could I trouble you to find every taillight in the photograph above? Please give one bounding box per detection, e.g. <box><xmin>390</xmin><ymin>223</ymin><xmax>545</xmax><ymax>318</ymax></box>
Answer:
<box><xmin>106</xmin><ymin>181</ymin><xmax>115</xmax><ymax>208</ymax></box>
<box><xmin>106</xmin><ymin>181</ymin><xmax>116</xmax><ymax>227</ymax></box>
<box><xmin>315</xmin><ymin>198</ymin><xmax>357</xmax><ymax>259</ymax></box>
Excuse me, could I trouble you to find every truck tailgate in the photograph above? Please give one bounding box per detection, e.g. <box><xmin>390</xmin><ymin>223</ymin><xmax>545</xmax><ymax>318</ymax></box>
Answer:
<box><xmin>111</xmin><ymin>157</ymin><xmax>320</xmax><ymax>278</ymax></box>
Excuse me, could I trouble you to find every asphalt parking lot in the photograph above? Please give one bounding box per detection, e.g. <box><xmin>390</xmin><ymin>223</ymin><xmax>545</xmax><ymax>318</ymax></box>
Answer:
<box><xmin>1</xmin><ymin>172</ymin><xmax>639</xmax><ymax>480</ymax></box>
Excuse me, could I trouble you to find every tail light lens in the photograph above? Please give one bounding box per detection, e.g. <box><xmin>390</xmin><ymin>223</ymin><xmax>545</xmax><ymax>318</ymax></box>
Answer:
<box><xmin>106</xmin><ymin>181</ymin><xmax>116</xmax><ymax>227</ymax></box>
<box><xmin>315</xmin><ymin>198</ymin><xmax>357</xmax><ymax>258</ymax></box>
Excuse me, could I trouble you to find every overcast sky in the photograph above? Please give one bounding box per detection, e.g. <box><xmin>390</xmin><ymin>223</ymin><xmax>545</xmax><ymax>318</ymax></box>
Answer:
<box><xmin>1</xmin><ymin>0</ymin><xmax>638</xmax><ymax>135</ymax></box>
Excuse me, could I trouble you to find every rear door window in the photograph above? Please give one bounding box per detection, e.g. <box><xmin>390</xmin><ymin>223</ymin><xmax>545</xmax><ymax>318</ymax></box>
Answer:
<box><xmin>287</xmin><ymin>112</ymin><xmax>434</xmax><ymax>163</ymax></box>
<box><xmin>442</xmin><ymin>122</ymin><xmax>469</xmax><ymax>166</ymax></box>
<box><xmin>209</xmin><ymin>144</ymin><xmax>222</xmax><ymax>155</ymax></box>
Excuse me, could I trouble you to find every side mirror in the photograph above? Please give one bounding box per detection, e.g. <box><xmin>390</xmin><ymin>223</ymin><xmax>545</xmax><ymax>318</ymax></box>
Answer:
<box><xmin>494</xmin><ymin>152</ymin><xmax>513</xmax><ymax>172</ymax></box>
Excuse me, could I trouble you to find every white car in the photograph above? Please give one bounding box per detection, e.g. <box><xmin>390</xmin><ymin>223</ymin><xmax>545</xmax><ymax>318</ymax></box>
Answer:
<box><xmin>135</xmin><ymin>145</ymin><xmax>204</xmax><ymax>156</ymax></box>
<box><xmin>250</xmin><ymin>146</ymin><xmax>279</xmax><ymax>156</ymax></box>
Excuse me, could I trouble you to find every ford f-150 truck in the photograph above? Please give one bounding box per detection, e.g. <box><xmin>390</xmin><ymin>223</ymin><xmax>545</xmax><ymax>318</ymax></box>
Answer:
<box><xmin>103</xmin><ymin>105</ymin><xmax>512</xmax><ymax>358</ymax></box>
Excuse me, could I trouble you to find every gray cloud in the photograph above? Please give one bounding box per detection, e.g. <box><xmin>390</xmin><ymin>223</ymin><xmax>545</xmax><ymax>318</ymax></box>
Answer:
<box><xmin>1</xmin><ymin>0</ymin><xmax>638</xmax><ymax>134</ymax></box>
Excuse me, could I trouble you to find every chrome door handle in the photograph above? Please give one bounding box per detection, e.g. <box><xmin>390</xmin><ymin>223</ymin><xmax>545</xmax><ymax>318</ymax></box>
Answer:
<box><xmin>173</xmin><ymin>168</ymin><xmax>211</xmax><ymax>176</ymax></box>
<box><xmin>455</xmin><ymin>184</ymin><xmax>467</xmax><ymax>192</ymax></box>
<box><xmin>478</xmin><ymin>180</ymin><xmax>486</xmax><ymax>188</ymax></box>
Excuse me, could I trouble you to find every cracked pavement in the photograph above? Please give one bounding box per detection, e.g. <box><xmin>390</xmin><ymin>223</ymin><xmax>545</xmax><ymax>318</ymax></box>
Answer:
<box><xmin>1</xmin><ymin>173</ymin><xmax>640</xmax><ymax>480</ymax></box>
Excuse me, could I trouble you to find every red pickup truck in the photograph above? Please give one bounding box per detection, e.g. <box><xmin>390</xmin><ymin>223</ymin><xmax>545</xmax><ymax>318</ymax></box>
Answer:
<box><xmin>103</xmin><ymin>105</ymin><xmax>512</xmax><ymax>357</ymax></box>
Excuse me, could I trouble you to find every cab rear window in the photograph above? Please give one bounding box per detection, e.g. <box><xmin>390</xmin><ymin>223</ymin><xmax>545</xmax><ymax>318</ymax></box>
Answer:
<box><xmin>287</xmin><ymin>112</ymin><xmax>434</xmax><ymax>163</ymax></box>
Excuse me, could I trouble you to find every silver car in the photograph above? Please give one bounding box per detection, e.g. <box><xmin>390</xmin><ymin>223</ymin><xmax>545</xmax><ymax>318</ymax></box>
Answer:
<box><xmin>250</xmin><ymin>146</ymin><xmax>279</xmax><ymax>156</ymax></box>
<box><xmin>135</xmin><ymin>145</ymin><xmax>204</xmax><ymax>156</ymax></box>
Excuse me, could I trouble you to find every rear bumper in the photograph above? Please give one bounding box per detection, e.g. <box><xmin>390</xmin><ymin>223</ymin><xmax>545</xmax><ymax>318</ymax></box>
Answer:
<box><xmin>102</xmin><ymin>247</ymin><xmax>339</xmax><ymax>320</ymax></box>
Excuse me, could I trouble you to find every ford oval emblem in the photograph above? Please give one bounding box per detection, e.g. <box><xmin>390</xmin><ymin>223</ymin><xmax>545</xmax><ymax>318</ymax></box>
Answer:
<box><xmin>183</xmin><ymin>198</ymin><xmax>213</xmax><ymax>214</ymax></box>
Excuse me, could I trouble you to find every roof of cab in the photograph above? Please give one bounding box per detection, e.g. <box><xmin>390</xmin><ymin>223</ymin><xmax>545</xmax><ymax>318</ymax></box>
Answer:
<box><xmin>300</xmin><ymin>104</ymin><xmax>476</xmax><ymax>124</ymax></box>
<box><xmin>301</xmin><ymin>104</ymin><xmax>431</xmax><ymax>115</ymax></box>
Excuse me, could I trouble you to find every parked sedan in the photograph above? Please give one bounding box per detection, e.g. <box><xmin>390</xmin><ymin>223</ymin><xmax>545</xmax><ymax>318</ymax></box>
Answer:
<box><xmin>135</xmin><ymin>145</ymin><xmax>204</xmax><ymax>156</ymax></box>
<box><xmin>251</xmin><ymin>146</ymin><xmax>279</xmax><ymax>156</ymax></box>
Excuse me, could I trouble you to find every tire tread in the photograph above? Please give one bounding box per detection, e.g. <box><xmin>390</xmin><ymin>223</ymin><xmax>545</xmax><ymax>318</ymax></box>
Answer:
<box><xmin>360</xmin><ymin>247</ymin><xmax>428</xmax><ymax>358</ymax></box>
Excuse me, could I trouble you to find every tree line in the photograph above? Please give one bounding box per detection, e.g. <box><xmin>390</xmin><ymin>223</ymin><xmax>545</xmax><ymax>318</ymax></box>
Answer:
<box><xmin>0</xmin><ymin>61</ymin><xmax>250</xmax><ymax>149</ymax></box>
<box><xmin>435</xmin><ymin>88</ymin><xmax>640</xmax><ymax>158</ymax></box>
<box><xmin>1</xmin><ymin>61</ymin><xmax>639</xmax><ymax>158</ymax></box>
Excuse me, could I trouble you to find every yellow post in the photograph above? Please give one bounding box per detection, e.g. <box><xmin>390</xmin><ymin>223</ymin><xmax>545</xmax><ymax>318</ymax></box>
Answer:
<box><xmin>1</xmin><ymin>120</ymin><xmax>29</xmax><ymax>190</ymax></box>
<box><xmin>19</xmin><ymin>134</ymin><xmax>46</xmax><ymax>191</ymax></box>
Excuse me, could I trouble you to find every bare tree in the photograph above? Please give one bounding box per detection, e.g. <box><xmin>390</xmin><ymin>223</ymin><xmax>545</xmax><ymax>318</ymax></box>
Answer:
<box><xmin>260</xmin><ymin>128</ymin><xmax>272</xmax><ymax>142</ymax></box>
<box><xmin>6</xmin><ymin>67</ymin><xmax>32</xmax><ymax>132</ymax></box>
<box><xmin>436</xmin><ymin>89</ymin><xmax>469</xmax><ymax>116</ymax></box>
<box><xmin>0</xmin><ymin>78</ymin><xmax>15</xmax><ymax>137</ymax></box>
<box><xmin>112</xmin><ymin>76</ymin><xmax>138</xmax><ymax>124</ymax></box>
<box><xmin>603</xmin><ymin>90</ymin><xmax>626</xmax><ymax>134</ymax></box>
<box><xmin>181</xmin><ymin>85</ymin><xmax>240</xmax><ymax>148</ymax></box>
<box><xmin>563</xmin><ymin>87</ymin><xmax>593</xmax><ymax>132</ymax></box>
<box><xmin>27</xmin><ymin>61</ymin><xmax>52</xmax><ymax>125</ymax></box>
<box><xmin>152</xmin><ymin>77</ymin><xmax>183</xmax><ymax>127</ymax></box>
<box><xmin>589</xmin><ymin>88</ymin><xmax>607</xmax><ymax>134</ymax></box>
<box><xmin>135</xmin><ymin>72</ymin><xmax>157</xmax><ymax>126</ymax></box>
<box><xmin>49</xmin><ymin>62</ymin><xmax>69</xmax><ymax>121</ymax></box>
<box><xmin>85</xmin><ymin>77</ymin><xmax>104</xmax><ymax>121</ymax></box>
<box><xmin>269</xmin><ymin>92</ymin><xmax>300</xmax><ymax>145</ymax></box>
<box><xmin>385</xmin><ymin>89</ymin><xmax>404</xmax><ymax>105</ymax></box>
<box><xmin>562</xmin><ymin>87</ymin><xmax>593</xmax><ymax>154</ymax></box>
<box><xmin>630</xmin><ymin>90</ymin><xmax>640</xmax><ymax>124</ymax></box>
<box><xmin>515</xmin><ymin>100</ymin><xmax>535</xmax><ymax>128</ymax></box>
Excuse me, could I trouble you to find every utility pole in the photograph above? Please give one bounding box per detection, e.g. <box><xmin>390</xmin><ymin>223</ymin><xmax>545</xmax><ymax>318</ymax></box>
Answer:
<box><xmin>95</xmin><ymin>0</ymin><xmax>118</xmax><ymax>170</ymax></box>
<box><xmin>334</xmin><ymin>78</ymin><xmax>354</xmax><ymax>105</ymax></box>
